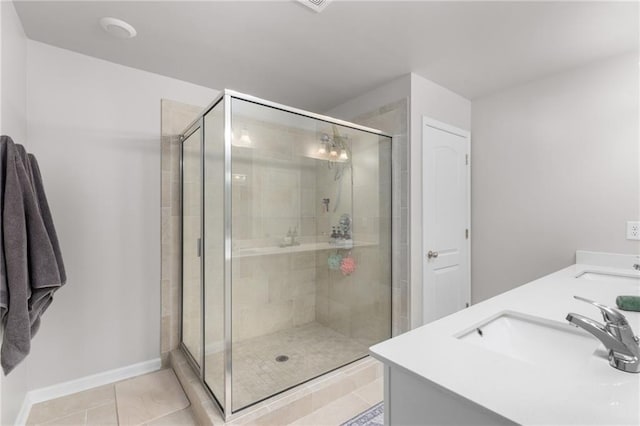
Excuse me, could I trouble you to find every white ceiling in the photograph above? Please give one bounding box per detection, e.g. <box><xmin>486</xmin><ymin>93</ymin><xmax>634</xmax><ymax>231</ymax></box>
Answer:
<box><xmin>14</xmin><ymin>0</ymin><xmax>639</xmax><ymax>112</ymax></box>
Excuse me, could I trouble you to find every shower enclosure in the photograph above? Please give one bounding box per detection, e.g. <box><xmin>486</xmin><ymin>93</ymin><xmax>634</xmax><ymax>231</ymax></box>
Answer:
<box><xmin>180</xmin><ymin>90</ymin><xmax>392</xmax><ymax>418</ymax></box>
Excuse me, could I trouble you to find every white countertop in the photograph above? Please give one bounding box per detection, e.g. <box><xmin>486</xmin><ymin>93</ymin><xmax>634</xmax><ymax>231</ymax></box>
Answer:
<box><xmin>370</xmin><ymin>257</ymin><xmax>640</xmax><ymax>425</ymax></box>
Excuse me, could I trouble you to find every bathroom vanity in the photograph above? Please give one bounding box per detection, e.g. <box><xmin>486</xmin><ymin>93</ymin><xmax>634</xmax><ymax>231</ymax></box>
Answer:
<box><xmin>370</xmin><ymin>251</ymin><xmax>640</xmax><ymax>425</ymax></box>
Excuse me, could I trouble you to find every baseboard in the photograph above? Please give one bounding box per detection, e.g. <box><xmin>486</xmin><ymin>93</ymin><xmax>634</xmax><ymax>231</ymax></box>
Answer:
<box><xmin>15</xmin><ymin>395</ymin><xmax>32</xmax><ymax>426</ymax></box>
<box><xmin>14</xmin><ymin>358</ymin><xmax>161</xmax><ymax>426</ymax></box>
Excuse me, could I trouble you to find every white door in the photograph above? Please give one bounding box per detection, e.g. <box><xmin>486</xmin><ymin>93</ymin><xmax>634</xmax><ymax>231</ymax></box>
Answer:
<box><xmin>422</xmin><ymin>117</ymin><xmax>470</xmax><ymax>324</ymax></box>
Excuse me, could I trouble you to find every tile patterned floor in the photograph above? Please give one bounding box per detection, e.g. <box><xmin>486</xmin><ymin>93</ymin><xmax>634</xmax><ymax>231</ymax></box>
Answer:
<box><xmin>27</xmin><ymin>384</ymin><xmax>117</xmax><ymax>426</ymax></box>
<box><xmin>26</xmin><ymin>370</ymin><xmax>191</xmax><ymax>426</ymax></box>
<box><xmin>26</xmin><ymin>331</ymin><xmax>381</xmax><ymax>426</ymax></box>
<box><xmin>291</xmin><ymin>378</ymin><xmax>383</xmax><ymax>426</ymax></box>
<box><xmin>25</xmin><ymin>370</ymin><xmax>382</xmax><ymax>426</ymax></box>
<box><xmin>205</xmin><ymin>322</ymin><xmax>369</xmax><ymax>411</ymax></box>
<box><xmin>115</xmin><ymin>369</ymin><xmax>189</xmax><ymax>424</ymax></box>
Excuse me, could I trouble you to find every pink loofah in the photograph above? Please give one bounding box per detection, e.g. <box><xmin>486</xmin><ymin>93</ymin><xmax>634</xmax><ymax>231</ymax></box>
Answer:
<box><xmin>340</xmin><ymin>255</ymin><xmax>356</xmax><ymax>276</ymax></box>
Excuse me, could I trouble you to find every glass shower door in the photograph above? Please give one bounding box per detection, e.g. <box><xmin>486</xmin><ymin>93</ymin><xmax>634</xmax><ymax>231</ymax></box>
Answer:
<box><xmin>181</xmin><ymin>128</ymin><xmax>203</xmax><ymax>367</ymax></box>
<box><xmin>228</xmin><ymin>97</ymin><xmax>392</xmax><ymax>412</ymax></box>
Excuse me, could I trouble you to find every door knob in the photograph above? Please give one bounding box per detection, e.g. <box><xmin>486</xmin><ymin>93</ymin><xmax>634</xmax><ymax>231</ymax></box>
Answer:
<box><xmin>427</xmin><ymin>250</ymin><xmax>439</xmax><ymax>259</ymax></box>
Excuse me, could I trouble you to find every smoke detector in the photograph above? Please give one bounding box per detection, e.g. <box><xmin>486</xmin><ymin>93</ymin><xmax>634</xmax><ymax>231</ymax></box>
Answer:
<box><xmin>296</xmin><ymin>0</ymin><xmax>333</xmax><ymax>13</ymax></box>
<box><xmin>99</xmin><ymin>17</ymin><xmax>137</xmax><ymax>39</ymax></box>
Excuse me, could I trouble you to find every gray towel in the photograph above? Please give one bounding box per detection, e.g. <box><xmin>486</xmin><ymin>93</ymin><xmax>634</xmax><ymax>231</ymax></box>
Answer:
<box><xmin>0</xmin><ymin>136</ymin><xmax>65</xmax><ymax>375</ymax></box>
<box><xmin>0</xmin><ymin>139</ymin><xmax>6</xmax><ymax>323</ymax></box>
<box><xmin>17</xmin><ymin>145</ymin><xmax>66</xmax><ymax>319</ymax></box>
<box><xmin>28</xmin><ymin>153</ymin><xmax>66</xmax><ymax>286</ymax></box>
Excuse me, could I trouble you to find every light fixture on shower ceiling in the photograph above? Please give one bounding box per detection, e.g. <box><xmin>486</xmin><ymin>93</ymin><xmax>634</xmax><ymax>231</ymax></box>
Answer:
<box><xmin>99</xmin><ymin>17</ymin><xmax>137</xmax><ymax>39</ymax></box>
<box><xmin>316</xmin><ymin>129</ymin><xmax>350</xmax><ymax>163</ymax></box>
<box><xmin>317</xmin><ymin>133</ymin><xmax>329</xmax><ymax>155</ymax></box>
<box><xmin>232</xmin><ymin>174</ymin><xmax>247</xmax><ymax>184</ymax></box>
<box><xmin>235</xmin><ymin>129</ymin><xmax>252</xmax><ymax>147</ymax></box>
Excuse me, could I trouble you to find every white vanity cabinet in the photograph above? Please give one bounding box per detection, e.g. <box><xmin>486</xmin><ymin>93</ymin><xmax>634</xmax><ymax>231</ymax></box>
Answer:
<box><xmin>370</xmin><ymin>251</ymin><xmax>640</xmax><ymax>425</ymax></box>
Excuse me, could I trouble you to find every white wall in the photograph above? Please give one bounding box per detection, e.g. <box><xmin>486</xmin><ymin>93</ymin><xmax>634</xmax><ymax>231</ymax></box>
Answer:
<box><xmin>471</xmin><ymin>53</ymin><xmax>640</xmax><ymax>303</ymax></box>
<box><xmin>24</xmin><ymin>40</ymin><xmax>217</xmax><ymax>391</ymax></box>
<box><xmin>0</xmin><ymin>0</ymin><xmax>27</xmax><ymax>141</ymax></box>
<box><xmin>326</xmin><ymin>73</ymin><xmax>472</xmax><ymax>328</ymax></box>
<box><xmin>409</xmin><ymin>73</ymin><xmax>471</xmax><ymax>326</ymax></box>
<box><xmin>0</xmin><ymin>1</ymin><xmax>29</xmax><ymax>424</ymax></box>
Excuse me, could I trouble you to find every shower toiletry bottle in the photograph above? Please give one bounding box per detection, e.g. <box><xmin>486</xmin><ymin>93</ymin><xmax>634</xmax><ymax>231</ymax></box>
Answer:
<box><xmin>344</xmin><ymin>230</ymin><xmax>352</xmax><ymax>248</ymax></box>
<box><xmin>330</xmin><ymin>227</ymin><xmax>338</xmax><ymax>244</ymax></box>
<box><xmin>283</xmin><ymin>228</ymin><xmax>293</xmax><ymax>247</ymax></box>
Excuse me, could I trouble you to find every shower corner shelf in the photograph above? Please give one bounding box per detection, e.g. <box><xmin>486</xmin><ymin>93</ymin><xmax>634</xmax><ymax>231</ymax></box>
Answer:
<box><xmin>233</xmin><ymin>241</ymin><xmax>377</xmax><ymax>258</ymax></box>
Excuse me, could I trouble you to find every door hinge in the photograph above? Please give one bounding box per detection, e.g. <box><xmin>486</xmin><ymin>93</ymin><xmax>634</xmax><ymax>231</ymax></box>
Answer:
<box><xmin>465</xmin><ymin>228</ymin><xmax>469</xmax><ymax>239</ymax></box>
<box><xmin>465</xmin><ymin>154</ymin><xmax>469</xmax><ymax>165</ymax></box>
<box><xmin>197</xmin><ymin>238</ymin><xmax>202</xmax><ymax>257</ymax></box>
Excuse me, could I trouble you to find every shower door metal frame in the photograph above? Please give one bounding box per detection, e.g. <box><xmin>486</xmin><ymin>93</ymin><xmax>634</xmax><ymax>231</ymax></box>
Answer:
<box><xmin>222</xmin><ymin>93</ymin><xmax>233</xmax><ymax>416</ymax></box>
<box><xmin>178</xmin><ymin>89</ymin><xmax>393</xmax><ymax>421</ymax></box>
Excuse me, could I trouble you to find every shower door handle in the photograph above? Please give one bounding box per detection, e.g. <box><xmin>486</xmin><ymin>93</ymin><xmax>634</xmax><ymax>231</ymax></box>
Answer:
<box><xmin>197</xmin><ymin>238</ymin><xmax>202</xmax><ymax>257</ymax></box>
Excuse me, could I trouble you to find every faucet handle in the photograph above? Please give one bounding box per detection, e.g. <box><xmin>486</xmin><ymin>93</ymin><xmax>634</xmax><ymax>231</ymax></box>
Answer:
<box><xmin>573</xmin><ymin>295</ymin><xmax>628</xmax><ymax>326</ymax></box>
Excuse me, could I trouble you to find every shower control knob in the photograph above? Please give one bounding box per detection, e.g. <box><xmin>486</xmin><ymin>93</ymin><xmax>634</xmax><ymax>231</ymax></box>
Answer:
<box><xmin>427</xmin><ymin>250</ymin><xmax>439</xmax><ymax>259</ymax></box>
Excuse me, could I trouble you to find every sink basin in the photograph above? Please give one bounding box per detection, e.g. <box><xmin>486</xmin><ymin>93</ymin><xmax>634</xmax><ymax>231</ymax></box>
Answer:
<box><xmin>457</xmin><ymin>312</ymin><xmax>604</xmax><ymax>371</ymax></box>
<box><xmin>576</xmin><ymin>271</ymin><xmax>640</xmax><ymax>284</ymax></box>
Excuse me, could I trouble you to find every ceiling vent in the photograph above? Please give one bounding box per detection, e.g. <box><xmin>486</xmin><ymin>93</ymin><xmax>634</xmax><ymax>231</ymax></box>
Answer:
<box><xmin>296</xmin><ymin>0</ymin><xmax>333</xmax><ymax>13</ymax></box>
<box><xmin>99</xmin><ymin>17</ymin><xmax>137</xmax><ymax>39</ymax></box>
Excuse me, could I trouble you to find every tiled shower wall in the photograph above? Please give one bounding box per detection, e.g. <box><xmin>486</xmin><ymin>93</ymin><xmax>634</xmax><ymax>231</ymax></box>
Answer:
<box><xmin>231</xmin><ymin>116</ymin><xmax>319</xmax><ymax>342</ymax></box>
<box><xmin>231</xmin><ymin>252</ymin><xmax>317</xmax><ymax>342</ymax></box>
<box><xmin>347</xmin><ymin>99</ymin><xmax>410</xmax><ymax>335</ymax></box>
<box><xmin>314</xmin><ymin>131</ymin><xmax>392</xmax><ymax>346</ymax></box>
<box><xmin>231</xmin><ymin>114</ymin><xmax>392</xmax><ymax>344</ymax></box>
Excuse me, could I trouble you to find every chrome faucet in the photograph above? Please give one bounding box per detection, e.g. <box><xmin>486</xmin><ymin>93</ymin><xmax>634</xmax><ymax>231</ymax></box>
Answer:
<box><xmin>566</xmin><ymin>296</ymin><xmax>639</xmax><ymax>373</ymax></box>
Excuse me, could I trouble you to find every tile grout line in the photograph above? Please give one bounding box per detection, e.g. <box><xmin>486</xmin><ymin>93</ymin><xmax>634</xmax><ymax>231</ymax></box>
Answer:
<box><xmin>116</xmin><ymin>369</ymin><xmax>190</xmax><ymax>426</ymax></box>
<box><xmin>139</xmin><ymin>405</ymin><xmax>188</xmax><ymax>426</ymax></box>
<box><xmin>31</xmin><ymin>398</ymin><xmax>116</xmax><ymax>426</ymax></box>
<box><xmin>343</xmin><ymin>392</ymin><xmax>372</xmax><ymax>411</ymax></box>
<box><xmin>114</xmin><ymin>392</ymin><xmax>121</xmax><ymax>426</ymax></box>
<box><xmin>112</xmin><ymin>382</ymin><xmax>121</xmax><ymax>426</ymax></box>
<box><xmin>138</xmin><ymin>369</ymin><xmax>195</xmax><ymax>425</ymax></box>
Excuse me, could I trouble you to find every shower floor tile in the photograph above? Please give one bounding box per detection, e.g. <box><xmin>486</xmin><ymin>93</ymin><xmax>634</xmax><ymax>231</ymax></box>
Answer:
<box><xmin>205</xmin><ymin>321</ymin><xmax>368</xmax><ymax>411</ymax></box>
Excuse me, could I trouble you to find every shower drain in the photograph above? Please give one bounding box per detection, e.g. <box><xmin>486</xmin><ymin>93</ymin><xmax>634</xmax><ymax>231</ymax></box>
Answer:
<box><xmin>275</xmin><ymin>355</ymin><xmax>289</xmax><ymax>363</ymax></box>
